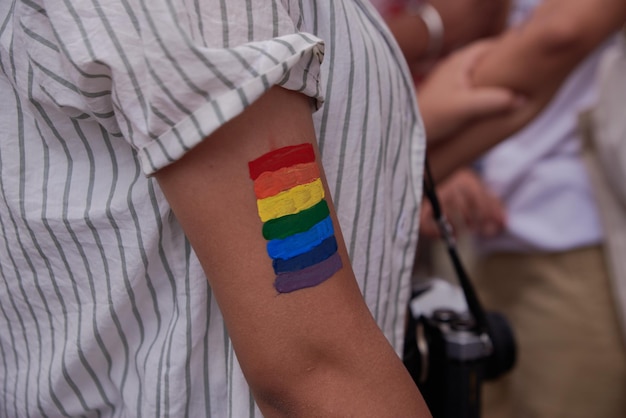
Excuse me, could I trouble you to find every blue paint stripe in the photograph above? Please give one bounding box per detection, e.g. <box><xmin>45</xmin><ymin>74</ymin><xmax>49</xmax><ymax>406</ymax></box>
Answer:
<box><xmin>266</xmin><ymin>216</ymin><xmax>334</xmax><ymax>260</ymax></box>
<box><xmin>272</xmin><ymin>236</ymin><xmax>338</xmax><ymax>273</ymax></box>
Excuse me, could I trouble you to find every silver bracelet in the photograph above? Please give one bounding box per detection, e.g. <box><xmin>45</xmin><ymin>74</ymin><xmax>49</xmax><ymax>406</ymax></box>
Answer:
<box><xmin>413</xmin><ymin>2</ymin><xmax>444</xmax><ymax>58</ymax></box>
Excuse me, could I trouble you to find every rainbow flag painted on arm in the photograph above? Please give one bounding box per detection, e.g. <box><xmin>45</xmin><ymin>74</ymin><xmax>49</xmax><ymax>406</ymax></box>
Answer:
<box><xmin>248</xmin><ymin>143</ymin><xmax>343</xmax><ymax>293</ymax></box>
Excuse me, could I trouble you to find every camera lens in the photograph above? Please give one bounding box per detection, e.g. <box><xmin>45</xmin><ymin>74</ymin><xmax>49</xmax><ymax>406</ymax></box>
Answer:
<box><xmin>432</xmin><ymin>308</ymin><xmax>458</xmax><ymax>323</ymax></box>
<box><xmin>451</xmin><ymin>316</ymin><xmax>475</xmax><ymax>331</ymax></box>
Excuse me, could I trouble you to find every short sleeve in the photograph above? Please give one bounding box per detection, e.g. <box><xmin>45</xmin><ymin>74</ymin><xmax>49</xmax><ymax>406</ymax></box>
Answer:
<box><xmin>39</xmin><ymin>0</ymin><xmax>324</xmax><ymax>175</ymax></box>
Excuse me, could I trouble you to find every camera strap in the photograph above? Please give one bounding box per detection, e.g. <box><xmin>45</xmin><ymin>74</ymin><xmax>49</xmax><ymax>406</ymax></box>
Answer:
<box><xmin>422</xmin><ymin>157</ymin><xmax>490</xmax><ymax>337</ymax></box>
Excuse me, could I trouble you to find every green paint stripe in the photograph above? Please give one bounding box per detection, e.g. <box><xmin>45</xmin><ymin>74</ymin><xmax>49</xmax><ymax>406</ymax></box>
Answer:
<box><xmin>262</xmin><ymin>199</ymin><xmax>330</xmax><ymax>240</ymax></box>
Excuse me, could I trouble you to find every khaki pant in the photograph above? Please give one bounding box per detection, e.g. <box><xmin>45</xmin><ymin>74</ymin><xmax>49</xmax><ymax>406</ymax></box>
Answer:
<box><xmin>474</xmin><ymin>246</ymin><xmax>626</xmax><ymax>418</ymax></box>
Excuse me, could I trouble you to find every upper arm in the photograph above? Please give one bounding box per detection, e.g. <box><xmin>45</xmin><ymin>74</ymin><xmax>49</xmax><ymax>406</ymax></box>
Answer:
<box><xmin>154</xmin><ymin>87</ymin><xmax>360</xmax><ymax>378</ymax></box>
<box><xmin>154</xmin><ymin>87</ymin><xmax>428</xmax><ymax>417</ymax></box>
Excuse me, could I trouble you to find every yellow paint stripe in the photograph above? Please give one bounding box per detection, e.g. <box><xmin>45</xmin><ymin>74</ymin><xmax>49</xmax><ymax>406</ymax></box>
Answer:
<box><xmin>257</xmin><ymin>178</ymin><xmax>324</xmax><ymax>222</ymax></box>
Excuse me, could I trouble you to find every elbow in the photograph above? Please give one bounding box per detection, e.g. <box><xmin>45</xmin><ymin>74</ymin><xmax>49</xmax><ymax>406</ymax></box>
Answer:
<box><xmin>237</xmin><ymin>337</ymin><xmax>330</xmax><ymax>415</ymax></box>
<box><xmin>243</xmin><ymin>353</ymin><xmax>338</xmax><ymax>417</ymax></box>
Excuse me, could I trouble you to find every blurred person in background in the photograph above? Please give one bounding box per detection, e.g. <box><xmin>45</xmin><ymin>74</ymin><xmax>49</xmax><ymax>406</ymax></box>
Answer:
<box><xmin>578</xmin><ymin>24</ymin><xmax>626</xmax><ymax>416</ymax></box>
<box><xmin>370</xmin><ymin>0</ymin><xmax>512</xmax><ymax>280</ymax></box>
<box><xmin>425</xmin><ymin>1</ymin><xmax>626</xmax><ymax>417</ymax></box>
<box><xmin>372</xmin><ymin>0</ymin><xmax>510</xmax><ymax>79</ymax></box>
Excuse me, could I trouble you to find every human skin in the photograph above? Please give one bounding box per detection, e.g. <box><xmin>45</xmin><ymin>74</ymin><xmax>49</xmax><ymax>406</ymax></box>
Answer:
<box><xmin>427</xmin><ymin>0</ymin><xmax>626</xmax><ymax>181</ymax></box>
<box><xmin>384</xmin><ymin>0</ymin><xmax>511</xmax><ymax>68</ymax></box>
<box><xmin>419</xmin><ymin>168</ymin><xmax>506</xmax><ymax>239</ymax></box>
<box><xmin>417</xmin><ymin>40</ymin><xmax>524</xmax><ymax>142</ymax></box>
<box><xmin>155</xmin><ymin>87</ymin><xmax>432</xmax><ymax>417</ymax></box>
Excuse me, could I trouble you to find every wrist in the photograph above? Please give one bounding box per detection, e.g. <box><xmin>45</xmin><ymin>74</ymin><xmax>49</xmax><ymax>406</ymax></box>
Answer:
<box><xmin>411</xmin><ymin>2</ymin><xmax>444</xmax><ymax>58</ymax></box>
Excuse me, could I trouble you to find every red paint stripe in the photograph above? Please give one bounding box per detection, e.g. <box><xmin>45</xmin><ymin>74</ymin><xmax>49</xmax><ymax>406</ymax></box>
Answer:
<box><xmin>248</xmin><ymin>143</ymin><xmax>315</xmax><ymax>180</ymax></box>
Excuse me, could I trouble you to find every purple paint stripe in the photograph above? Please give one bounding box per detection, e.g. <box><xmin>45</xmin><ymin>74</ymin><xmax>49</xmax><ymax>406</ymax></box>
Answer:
<box><xmin>274</xmin><ymin>252</ymin><xmax>343</xmax><ymax>293</ymax></box>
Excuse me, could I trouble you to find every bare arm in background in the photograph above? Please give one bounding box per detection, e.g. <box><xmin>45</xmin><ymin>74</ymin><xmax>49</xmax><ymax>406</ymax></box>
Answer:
<box><xmin>155</xmin><ymin>87</ymin><xmax>431</xmax><ymax>418</ymax></box>
<box><xmin>379</xmin><ymin>1</ymin><xmax>523</xmax><ymax>142</ymax></box>
<box><xmin>417</xmin><ymin>40</ymin><xmax>525</xmax><ymax>142</ymax></box>
<box><xmin>386</xmin><ymin>0</ymin><xmax>510</xmax><ymax>68</ymax></box>
<box><xmin>427</xmin><ymin>0</ymin><xmax>626</xmax><ymax>181</ymax></box>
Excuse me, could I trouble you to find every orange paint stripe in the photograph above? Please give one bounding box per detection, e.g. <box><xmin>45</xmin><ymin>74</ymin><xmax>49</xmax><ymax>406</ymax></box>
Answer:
<box><xmin>253</xmin><ymin>162</ymin><xmax>320</xmax><ymax>199</ymax></box>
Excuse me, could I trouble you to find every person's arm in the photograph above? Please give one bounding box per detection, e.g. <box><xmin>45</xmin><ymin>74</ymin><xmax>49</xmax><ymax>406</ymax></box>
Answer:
<box><xmin>385</xmin><ymin>0</ymin><xmax>510</xmax><ymax>67</ymax></box>
<box><xmin>155</xmin><ymin>86</ymin><xmax>431</xmax><ymax>417</ymax></box>
<box><xmin>417</xmin><ymin>40</ymin><xmax>524</xmax><ymax>142</ymax></box>
<box><xmin>428</xmin><ymin>0</ymin><xmax>626</xmax><ymax>181</ymax></box>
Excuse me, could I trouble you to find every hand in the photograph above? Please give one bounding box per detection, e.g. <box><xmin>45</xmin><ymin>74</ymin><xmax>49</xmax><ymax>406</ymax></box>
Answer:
<box><xmin>417</xmin><ymin>40</ymin><xmax>525</xmax><ymax>142</ymax></box>
<box><xmin>419</xmin><ymin>168</ymin><xmax>506</xmax><ymax>239</ymax></box>
<box><xmin>429</xmin><ymin>0</ymin><xmax>511</xmax><ymax>53</ymax></box>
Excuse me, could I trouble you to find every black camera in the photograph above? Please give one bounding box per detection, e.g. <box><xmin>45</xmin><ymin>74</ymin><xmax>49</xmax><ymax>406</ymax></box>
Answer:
<box><xmin>403</xmin><ymin>280</ymin><xmax>517</xmax><ymax>418</ymax></box>
<box><xmin>408</xmin><ymin>160</ymin><xmax>518</xmax><ymax>417</ymax></box>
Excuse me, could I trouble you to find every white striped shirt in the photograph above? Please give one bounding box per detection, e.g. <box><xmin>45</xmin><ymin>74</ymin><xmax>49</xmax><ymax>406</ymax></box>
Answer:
<box><xmin>0</xmin><ymin>0</ymin><xmax>425</xmax><ymax>416</ymax></box>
